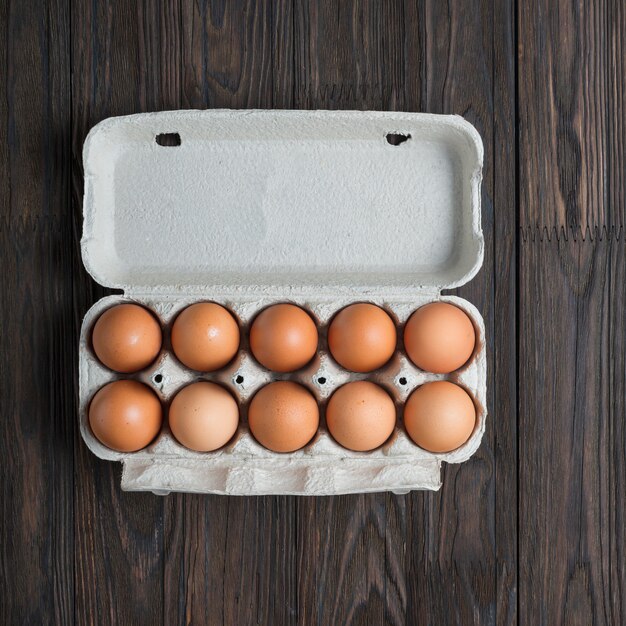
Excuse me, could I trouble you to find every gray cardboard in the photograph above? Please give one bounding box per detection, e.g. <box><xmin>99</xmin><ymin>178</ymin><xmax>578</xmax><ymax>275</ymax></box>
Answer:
<box><xmin>79</xmin><ymin>110</ymin><xmax>486</xmax><ymax>495</ymax></box>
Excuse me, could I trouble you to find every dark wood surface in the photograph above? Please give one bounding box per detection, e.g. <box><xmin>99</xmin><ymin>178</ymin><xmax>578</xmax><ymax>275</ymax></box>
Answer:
<box><xmin>1</xmin><ymin>1</ymin><xmax>623</xmax><ymax>624</ymax></box>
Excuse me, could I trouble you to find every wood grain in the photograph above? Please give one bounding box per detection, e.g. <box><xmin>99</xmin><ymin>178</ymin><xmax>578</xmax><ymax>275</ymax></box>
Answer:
<box><xmin>3</xmin><ymin>0</ymin><xmax>626</xmax><ymax>624</ymax></box>
<box><xmin>519</xmin><ymin>0</ymin><xmax>626</xmax><ymax>236</ymax></box>
<box><xmin>606</xmin><ymin>240</ymin><xmax>626</xmax><ymax>625</ymax></box>
<box><xmin>293</xmin><ymin>0</ymin><xmax>419</xmax><ymax>112</ymax></box>
<box><xmin>406</xmin><ymin>2</ymin><xmax>500</xmax><ymax>624</ymax></box>
<box><xmin>0</xmin><ymin>1</ymin><xmax>73</xmax><ymax>624</ymax></box>
<box><xmin>518</xmin><ymin>238</ymin><xmax>623</xmax><ymax>625</ymax></box>
<box><xmin>180</xmin><ymin>0</ymin><xmax>286</xmax><ymax>110</ymax></box>
<box><xmin>292</xmin><ymin>4</ymin><xmax>416</xmax><ymax>624</ymax></box>
<box><xmin>70</xmin><ymin>1</ymin><xmax>181</xmax><ymax>623</ymax></box>
<box><xmin>165</xmin><ymin>495</ymin><xmax>298</xmax><ymax>624</ymax></box>
<box><xmin>518</xmin><ymin>1</ymin><xmax>626</xmax><ymax>624</ymax></box>
<box><xmin>163</xmin><ymin>3</ymin><xmax>300</xmax><ymax>624</ymax></box>
<box><xmin>1</xmin><ymin>223</ymin><xmax>76</xmax><ymax>625</ymax></box>
<box><xmin>296</xmin><ymin>494</ymin><xmax>403</xmax><ymax>626</ymax></box>
<box><xmin>493</xmin><ymin>0</ymin><xmax>518</xmax><ymax>623</ymax></box>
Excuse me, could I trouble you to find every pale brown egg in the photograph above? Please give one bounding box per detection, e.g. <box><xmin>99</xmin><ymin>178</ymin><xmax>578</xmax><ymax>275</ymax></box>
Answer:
<box><xmin>92</xmin><ymin>303</ymin><xmax>162</xmax><ymax>373</ymax></box>
<box><xmin>404</xmin><ymin>381</ymin><xmax>476</xmax><ymax>453</ymax></box>
<box><xmin>326</xmin><ymin>381</ymin><xmax>396</xmax><ymax>451</ymax></box>
<box><xmin>328</xmin><ymin>303</ymin><xmax>396</xmax><ymax>372</ymax></box>
<box><xmin>249</xmin><ymin>304</ymin><xmax>318</xmax><ymax>372</ymax></box>
<box><xmin>248</xmin><ymin>381</ymin><xmax>319</xmax><ymax>452</ymax></box>
<box><xmin>171</xmin><ymin>302</ymin><xmax>240</xmax><ymax>371</ymax></box>
<box><xmin>403</xmin><ymin>302</ymin><xmax>476</xmax><ymax>373</ymax></box>
<box><xmin>168</xmin><ymin>382</ymin><xmax>239</xmax><ymax>452</ymax></box>
<box><xmin>89</xmin><ymin>380</ymin><xmax>162</xmax><ymax>452</ymax></box>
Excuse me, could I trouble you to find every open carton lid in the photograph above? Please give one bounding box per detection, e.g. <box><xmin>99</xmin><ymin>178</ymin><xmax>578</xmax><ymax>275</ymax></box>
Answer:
<box><xmin>82</xmin><ymin>110</ymin><xmax>483</xmax><ymax>295</ymax></box>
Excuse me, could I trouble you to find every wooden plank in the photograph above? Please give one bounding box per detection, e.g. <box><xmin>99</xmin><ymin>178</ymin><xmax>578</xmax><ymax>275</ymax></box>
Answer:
<box><xmin>518</xmin><ymin>237</ymin><xmax>624</xmax><ymax>624</ymax></box>
<box><xmin>70</xmin><ymin>1</ymin><xmax>183</xmax><ymax>623</ymax></box>
<box><xmin>296</xmin><ymin>494</ymin><xmax>403</xmax><ymax>625</ymax></box>
<box><xmin>0</xmin><ymin>0</ymin><xmax>70</xmax><ymax>224</ymax></box>
<box><xmin>1</xmin><ymin>223</ymin><xmax>76</xmax><ymax>624</ymax></box>
<box><xmin>0</xmin><ymin>0</ymin><xmax>74</xmax><ymax>623</ymax></box>
<box><xmin>163</xmin><ymin>2</ymin><xmax>299</xmax><ymax>624</ymax></box>
<box><xmin>0</xmin><ymin>0</ymin><xmax>7</xmax><ymax>223</ymax></box>
<box><xmin>165</xmin><ymin>494</ymin><xmax>299</xmax><ymax>625</ymax></box>
<box><xmin>519</xmin><ymin>0</ymin><xmax>626</xmax><ymax>235</ymax></box>
<box><xmin>293</xmin><ymin>0</ymin><xmax>418</xmax><ymax>111</ymax></box>
<box><xmin>404</xmin><ymin>1</ymin><xmax>502</xmax><ymax>623</ymax></box>
<box><xmin>492</xmin><ymin>0</ymin><xmax>518</xmax><ymax>623</ymax></box>
<box><xmin>179</xmin><ymin>0</ymin><xmax>284</xmax><ymax>109</ymax></box>
<box><xmin>291</xmin><ymin>2</ymin><xmax>423</xmax><ymax>624</ymax></box>
<box><xmin>518</xmin><ymin>0</ymin><xmax>626</xmax><ymax>622</ymax></box>
<box><xmin>607</xmin><ymin>239</ymin><xmax>626</xmax><ymax>625</ymax></box>
<box><xmin>607</xmin><ymin>1</ymin><xmax>626</xmax><ymax>234</ymax></box>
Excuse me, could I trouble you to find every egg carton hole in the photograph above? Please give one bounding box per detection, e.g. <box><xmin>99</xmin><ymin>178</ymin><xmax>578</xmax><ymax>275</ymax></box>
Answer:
<box><xmin>386</xmin><ymin>132</ymin><xmax>411</xmax><ymax>146</ymax></box>
<box><xmin>155</xmin><ymin>132</ymin><xmax>181</xmax><ymax>147</ymax></box>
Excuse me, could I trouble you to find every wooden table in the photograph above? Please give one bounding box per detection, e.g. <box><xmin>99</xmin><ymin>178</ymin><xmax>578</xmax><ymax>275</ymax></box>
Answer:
<box><xmin>2</xmin><ymin>1</ymin><xmax>624</xmax><ymax>624</ymax></box>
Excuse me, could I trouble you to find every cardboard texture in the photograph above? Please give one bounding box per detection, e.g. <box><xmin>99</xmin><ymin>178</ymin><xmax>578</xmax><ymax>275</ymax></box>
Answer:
<box><xmin>79</xmin><ymin>110</ymin><xmax>485</xmax><ymax>495</ymax></box>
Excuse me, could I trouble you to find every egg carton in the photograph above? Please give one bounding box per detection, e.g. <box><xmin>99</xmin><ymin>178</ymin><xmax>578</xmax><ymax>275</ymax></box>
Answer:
<box><xmin>80</xmin><ymin>109</ymin><xmax>485</xmax><ymax>495</ymax></box>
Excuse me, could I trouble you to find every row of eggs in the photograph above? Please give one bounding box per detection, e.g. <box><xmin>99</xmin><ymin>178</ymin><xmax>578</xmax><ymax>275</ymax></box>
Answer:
<box><xmin>87</xmin><ymin>300</ymin><xmax>478</xmax><ymax>456</ymax></box>
<box><xmin>89</xmin><ymin>378</ymin><xmax>476</xmax><ymax>455</ymax></box>
<box><xmin>91</xmin><ymin>300</ymin><xmax>477</xmax><ymax>375</ymax></box>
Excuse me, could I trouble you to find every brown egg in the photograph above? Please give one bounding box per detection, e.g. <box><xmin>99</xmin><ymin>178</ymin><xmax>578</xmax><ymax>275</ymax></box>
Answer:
<box><xmin>249</xmin><ymin>304</ymin><xmax>318</xmax><ymax>372</ymax></box>
<box><xmin>89</xmin><ymin>380</ymin><xmax>162</xmax><ymax>452</ymax></box>
<box><xmin>328</xmin><ymin>303</ymin><xmax>396</xmax><ymax>372</ymax></box>
<box><xmin>326</xmin><ymin>381</ymin><xmax>396</xmax><ymax>451</ymax></box>
<box><xmin>171</xmin><ymin>302</ymin><xmax>240</xmax><ymax>371</ymax></box>
<box><xmin>403</xmin><ymin>302</ymin><xmax>476</xmax><ymax>373</ymax></box>
<box><xmin>168</xmin><ymin>382</ymin><xmax>239</xmax><ymax>452</ymax></box>
<box><xmin>404</xmin><ymin>381</ymin><xmax>476</xmax><ymax>453</ymax></box>
<box><xmin>92</xmin><ymin>303</ymin><xmax>162</xmax><ymax>373</ymax></box>
<box><xmin>248</xmin><ymin>381</ymin><xmax>319</xmax><ymax>452</ymax></box>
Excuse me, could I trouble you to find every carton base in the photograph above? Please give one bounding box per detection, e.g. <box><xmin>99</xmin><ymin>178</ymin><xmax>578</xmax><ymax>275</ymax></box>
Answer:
<box><xmin>121</xmin><ymin>457</ymin><xmax>442</xmax><ymax>495</ymax></box>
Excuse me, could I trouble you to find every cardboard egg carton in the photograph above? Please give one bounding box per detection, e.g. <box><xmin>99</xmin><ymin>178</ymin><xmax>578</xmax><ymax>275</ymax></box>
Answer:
<box><xmin>80</xmin><ymin>109</ymin><xmax>485</xmax><ymax>495</ymax></box>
